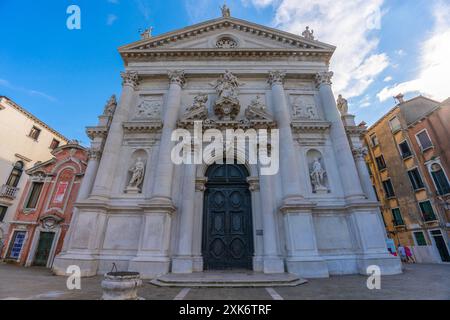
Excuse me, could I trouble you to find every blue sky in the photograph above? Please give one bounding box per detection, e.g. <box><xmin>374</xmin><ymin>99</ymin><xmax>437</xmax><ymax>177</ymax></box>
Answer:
<box><xmin>1</xmin><ymin>0</ymin><xmax>449</xmax><ymax>144</ymax></box>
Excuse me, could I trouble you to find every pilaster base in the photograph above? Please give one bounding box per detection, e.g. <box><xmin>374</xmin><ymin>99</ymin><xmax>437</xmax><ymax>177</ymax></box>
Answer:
<box><xmin>263</xmin><ymin>256</ymin><xmax>285</xmax><ymax>274</ymax></box>
<box><xmin>357</xmin><ymin>254</ymin><xmax>402</xmax><ymax>276</ymax></box>
<box><xmin>286</xmin><ymin>257</ymin><xmax>329</xmax><ymax>278</ymax></box>
<box><xmin>172</xmin><ymin>256</ymin><xmax>194</xmax><ymax>274</ymax></box>
<box><xmin>192</xmin><ymin>256</ymin><xmax>204</xmax><ymax>272</ymax></box>
<box><xmin>128</xmin><ymin>256</ymin><xmax>170</xmax><ymax>279</ymax></box>
<box><xmin>52</xmin><ymin>253</ymin><xmax>99</xmax><ymax>277</ymax></box>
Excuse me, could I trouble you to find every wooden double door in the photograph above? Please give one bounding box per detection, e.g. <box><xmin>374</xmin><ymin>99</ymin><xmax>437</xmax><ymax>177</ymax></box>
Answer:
<box><xmin>202</xmin><ymin>164</ymin><xmax>254</xmax><ymax>270</ymax></box>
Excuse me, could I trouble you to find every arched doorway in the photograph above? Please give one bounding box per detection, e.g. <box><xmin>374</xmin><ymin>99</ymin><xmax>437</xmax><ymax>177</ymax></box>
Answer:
<box><xmin>202</xmin><ymin>163</ymin><xmax>254</xmax><ymax>270</ymax></box>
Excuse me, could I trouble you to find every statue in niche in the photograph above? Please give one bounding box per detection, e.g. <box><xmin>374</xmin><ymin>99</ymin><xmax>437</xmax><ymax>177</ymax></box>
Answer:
<box><xmin>310</xmin><ymin>158</ymin><xmax>327</xmax><ymax>193</ymax></box>
<box><xmin>336</xmin><ymin>94</ymin><xmax>349</xmax><ymax>116</ymax></box>
<box><xmin>126</xmin><ymin>157</ymin><xmax>146</xmax><ymax>193</ymax></box>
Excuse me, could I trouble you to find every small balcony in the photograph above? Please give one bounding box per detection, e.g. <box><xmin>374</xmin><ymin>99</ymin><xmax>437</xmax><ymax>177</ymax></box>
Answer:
<box><xmin>0</xmin><ymin>184</ymin><xmax>19</xmax><ymax>199</ymax></box>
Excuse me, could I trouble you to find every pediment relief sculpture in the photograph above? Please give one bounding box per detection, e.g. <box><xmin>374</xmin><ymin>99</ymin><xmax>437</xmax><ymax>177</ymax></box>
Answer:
<box><xmin>181</xmin><ymin>94</ymin><xmax>209</xmax><ymax>121</ymax></box>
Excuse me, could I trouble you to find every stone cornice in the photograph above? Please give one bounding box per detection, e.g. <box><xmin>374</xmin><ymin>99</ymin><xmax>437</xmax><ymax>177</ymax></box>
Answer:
<box><xmin>121</xmin><ymin>48</ymin><xmax>333</xmax><ymax>65</ymax></box>
<box><xmin>291</xmin><ymin>120</ymin><xmax>331</xmax><ymax>133</ymax></box>
<box><xmin>123</xmin><ymin>120</ymin><xmax>163</xmax><ymax>133</ymax></box>
<box><xmin>86</xmin><ymin>126</ymin><xmax>108</xmax><ymax>140</ymax></box>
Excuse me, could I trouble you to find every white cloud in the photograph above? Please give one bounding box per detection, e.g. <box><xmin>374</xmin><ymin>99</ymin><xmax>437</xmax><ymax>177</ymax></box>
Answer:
<box><xmin>107</xmin><ymin>14</ymin><xmax>117</xmax><ymax>26</ymax></box>
<box><xmin>135</xmin><ymin>0</ymin><xmax>151</xmax><ymax>22</ymax></box>
<box><xmin>245</xmin><ymin>0</ymin><xmax>275</xmax><ymax>7</ymax></box>
<box><xmin>0</xmin><ymin>78</ymin><xmax>57</xmax><ymax>102</ymax></box>
<box><xmin>377</xmin><ymin>0</ymin><xmax>450</xmax><ymax>102</ymax></box>
<box><xmin>395</xmin><ymin>49</ymin><xmax>406</xmax><ymax>56</ymax></box>
<box><xmin>243</xmin><ymin>0</ymin><xmax>388</xmax><ymax>99</ymax></box>
<box><xmin>383</xmin><ymin>76</ymin><xmax>393</xmax><ymax>82</ymax></box>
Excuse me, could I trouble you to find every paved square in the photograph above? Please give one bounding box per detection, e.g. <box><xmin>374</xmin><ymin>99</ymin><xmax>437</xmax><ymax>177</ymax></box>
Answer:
<box><xmin>0</xmin><ymin>263</ymin><xmax>448</xmax><ymax>300</ymax></box>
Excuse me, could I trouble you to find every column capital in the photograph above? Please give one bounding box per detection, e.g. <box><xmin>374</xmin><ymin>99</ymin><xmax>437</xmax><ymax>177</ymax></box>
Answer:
<box><xmin>352</xmin><ymin>147</ymin><xmax>368</xmax><ymax>161</ymax></box>
<box><xmin>315</xmin><ymin>71</ymin><xmax>333</xmax><ymax>87</ymax></box>
<box><xmin>268</xmin><ymin>71</ymin><xmax>286</xmax><ymax>86</ymax></box>
<box><xmin>168</xmin><ymin>70</ymin><xmax>186</xmax><ymax>87</ymax></box>
<box><xmin>120</xmin><ymin>71</ymin><xmax>139</xmax><ymax>89</ymax></box>
<box><xmin>88</xmin><ymin>148</ymin><xmax>102</xmax><ymax>161</ymax></box>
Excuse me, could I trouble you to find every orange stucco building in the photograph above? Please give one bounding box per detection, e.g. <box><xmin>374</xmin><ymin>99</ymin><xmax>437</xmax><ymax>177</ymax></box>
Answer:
<box><xmin>364</xmin><ymin>95</ymin><xmax>450</xmax><ymax>263</ymax></box>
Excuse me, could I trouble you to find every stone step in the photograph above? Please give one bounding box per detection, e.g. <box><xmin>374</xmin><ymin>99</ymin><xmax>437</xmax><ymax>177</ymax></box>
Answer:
<box><xmin>149</xmin><ymin>272</ymin><xmax>308</xmax><ymax>288</ymax></box>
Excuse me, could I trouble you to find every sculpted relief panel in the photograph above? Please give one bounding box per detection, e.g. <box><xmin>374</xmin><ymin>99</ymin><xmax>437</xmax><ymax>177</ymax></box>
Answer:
<box><xmin>134</xmin><ymin>96</ymin><xmax>163</xmax><ymax>120</ymax></box>
<box><xmin>290</xmin><ymin>95</ymin><xmax>319</xmax><ymax>120</ymax></box>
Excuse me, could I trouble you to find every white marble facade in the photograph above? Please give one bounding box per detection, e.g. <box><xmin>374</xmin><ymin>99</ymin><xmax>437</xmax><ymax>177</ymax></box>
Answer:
<box><xmin>53</xmin><ymin>13</ymin><xmax>401</xmax><ymax>279</ymax></box>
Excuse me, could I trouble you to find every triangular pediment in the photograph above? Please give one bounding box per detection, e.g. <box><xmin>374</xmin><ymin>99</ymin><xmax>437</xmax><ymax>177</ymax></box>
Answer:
<box><xmin>119</xmin><ymin>17</ymin><xmax>335</xmax><ymax>54</ymax></box>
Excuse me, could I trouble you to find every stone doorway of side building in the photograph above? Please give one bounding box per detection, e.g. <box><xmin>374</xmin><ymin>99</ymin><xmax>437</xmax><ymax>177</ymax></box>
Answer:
<box><xmin>430</xmin><ymin>229</ymin><xmax>450</xmax><ymax>262</ymax></box>
<box><xmin>202</xmin><ymin>163</ymin><xmax>254</xmax><ymax>271</ymax></box>
<box><xmin>32</xmin><ymin>231</ymin><xmax>56</xmax><ymax>267</ymax></box>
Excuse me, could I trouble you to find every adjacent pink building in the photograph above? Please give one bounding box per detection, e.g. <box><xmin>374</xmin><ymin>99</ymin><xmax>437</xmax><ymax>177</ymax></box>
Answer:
<box><xmin>1</xmin><ymin>142</ymin><xmax>87</xmax><ymax>267</ymax></box>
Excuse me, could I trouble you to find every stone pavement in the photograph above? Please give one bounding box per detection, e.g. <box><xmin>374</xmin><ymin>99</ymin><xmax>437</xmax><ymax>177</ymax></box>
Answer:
<box><xmin>0</xmin><ymin>263</ymin><xmax>448</xmax><ymax>300</ymax></box>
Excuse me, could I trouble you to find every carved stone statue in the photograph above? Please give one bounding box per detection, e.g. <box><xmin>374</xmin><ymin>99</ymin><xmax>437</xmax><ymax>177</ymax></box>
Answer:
<box><xmin>336</xmin><ymin>94</ymin><xmax>348</xmax><ymax>116</ymax></box>
<box><xmin>181</xmin><ymin>94</ymin><xmax>209</xmax><ymax>121</ymax></box>
<box><xmin>103</xmin><ymin>95</ymin><xmax>117</xmax><ymax>116</ymax></box>
<box><xmin>220</xmin><ymin>4</ymin><xmax>231</xmax><ymax>17</ymax></box>
<box><xmin>248</xmin><ymin>95</ymin><xmax>266</xmax><ymax>111</ymax></box>
<box><xmin>211</xmin><ymin>70</ymin><xmax>242</xmax><ymax>120</ymax></box>
<box><xmin>126</xmin><ymin>157</ymin><xmax>145</xmax><ymax>193</ymax></box>
<box><xmin>139</xmin><ymin>27</ymin><xmax>153</xmax><ymax>39</ymax></box>
<box><xmin>310</xmin><ymin>158</ymin><xmax>327</xmax><ymax>192</ymax></box>
<box><xmin>302</xmin><ymin>26</ymin><xmax>315</xmax><ymax>40</ymax></box>
<box><xmin>188</xmin><ymin>94</ymin><xmax>208</xmax><ymax>111</ymax></box>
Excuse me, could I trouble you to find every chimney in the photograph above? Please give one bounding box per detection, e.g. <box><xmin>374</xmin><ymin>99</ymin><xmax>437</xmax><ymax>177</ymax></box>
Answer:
<box><xmin>394</xmin><ymin>93</ymin><xmax>405</xmax><ymax>104</ymax></box>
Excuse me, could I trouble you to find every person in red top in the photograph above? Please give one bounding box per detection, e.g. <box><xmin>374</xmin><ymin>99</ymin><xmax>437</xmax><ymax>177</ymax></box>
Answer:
<box><xmin>404</xmin><ymin>246</ymin><xmax>415</xmax><ymax>263</ymax></box>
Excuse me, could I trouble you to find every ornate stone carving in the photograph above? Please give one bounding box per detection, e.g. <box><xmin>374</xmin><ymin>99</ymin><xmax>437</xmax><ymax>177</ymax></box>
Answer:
<box><xmin>268</xmin><ymin>71</ymin><xmax>286</xmax><ymax>86</ymax></box>
<box><xmin>352</xmin><ymin>147</ymin><xmax>368</xmax><ymax>161</ymax></box>
<box><xmin>211</xmin><ymin>70</ymin><xmax>242</xmax><ymax>120</ymax></box>
<box><xmin>195</xmin><ymin>178</ymin><xmax>208</xmax><ymax>192</ymax></box>
<box><xmin>139</xmin><ymin>27</ymin><xmax>153</xmax><ymax>39</ymax></box>
<box><xmin>88</xmin><ymin>148</ymin><xmax>102</xmax><ymax>161</ymax></box>
<box><xmin>135</xmin><ymin>99</ymin><xmax>161</xmax><ymax>119</ymax></box>
<box><xmin>216</xmin><ymin>37</ymin><xmax>238</xmax><ymax>48</ymax></box>
<box><xmin>310</xmin><ymin>158</ymin><xmax>328</xmax><ymax>193</ymax></box>
<box><xmin>315</xmin><ymin>71</ymin><xmax>333</xmax><ymax>87</ymax></box>
<box><xmin>245</xmin><ymin>95</ymin><xmax>273</xmax><ymax>122</ymax></box>
<box><xmin>183</xmin><ymin>94</ymin><xmax>209</xmax><ymax>121</ymax></box>
<box><xmin>336</xmin><ymin>94</ymin><xmax>349</xmax><ymax>116</ymax></box>
<box><xmin>168</xmin><ymin>70</ymin><xmax>186</xmax><ymax>87</ymax></box>
<box><xmin>126</xmin><ymin>157</ymin><xmax>146</xmax><ymax>193</ymax></box>
<box><xmin>247</xmin><ymin>177</ymin><xmax>260</xmax><ymax>192</ymax></box>
<box><xmin>291</xmin><ymin>95</ymin><xmax>318</xmax><ymax>120</ymax></box>
<box><xmin>103</xmin><ymin>95</ymin><xmax>117</xmax><ymax>116</ymax></box>
<box><xmin>302</xmin><ymin>26</ymin><xmax>315</xmax><ymax>40</ymax></box>
<box><xmin>121</xmin><ymin>71</ymin><xmax>139</xmax><ymax>88</ymax></box>
<box><xmin>220</xmin><ymin>4</ymin><xmax>231</xmax><ymax>17</ymax></box>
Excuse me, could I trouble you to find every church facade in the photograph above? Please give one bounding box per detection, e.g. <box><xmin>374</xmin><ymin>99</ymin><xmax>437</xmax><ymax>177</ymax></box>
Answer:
<box><xmin>53</xmin><ymin>11</ymin><xmax>401</xmax><ymax>279</ymax></box>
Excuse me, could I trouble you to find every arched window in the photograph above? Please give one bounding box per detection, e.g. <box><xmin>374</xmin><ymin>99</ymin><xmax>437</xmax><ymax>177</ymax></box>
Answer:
<box><xmin>6</xmin><ymin>161</ymin><xmax>24</xmax><ymax>188</ymax></box>
<box><xmin>430</xmin><ymin>163</ymin><xmax>450</xmax><ymax>195</ymax></box>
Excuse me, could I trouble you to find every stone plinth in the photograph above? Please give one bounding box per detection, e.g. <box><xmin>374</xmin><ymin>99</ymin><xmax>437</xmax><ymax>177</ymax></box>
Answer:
<box><xmin>101</xmin><ymin>272</ymin><xmax>143</xmax><ymax>300</ymax></box>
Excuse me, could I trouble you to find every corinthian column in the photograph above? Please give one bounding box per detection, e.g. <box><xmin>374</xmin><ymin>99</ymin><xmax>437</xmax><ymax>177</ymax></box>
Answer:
<box><xmin>352</xmin><ymin>147</ymin><xmax>377</xmax><ymax>201</ymax></box>
<box><xmin>268</xmin><ymin>71</ymin><xmax>328</xmax><ymax>278</ymax></box>
<box><xmin>172</xmin><ymin>163</ymin><xmax>196</xmax><ymax>273</ymax></box>
<box><xmin>268</xmin><ymin>71</ymin><xmax>305</xmax><ymax>201</ymax></box>
<box><xmin>90</xmin><ymin>71</ymin><xmax>139</xmax><ymax>199</ymax></box>
<box><xmin>316</xmin><ymin>72</ymin><xmax>365</xmax><ymax>201</ymax></box>
<box><xmin>150</xmin><ymin>70</ymin><xmax>185</xmax><ymax>204</ymax></box>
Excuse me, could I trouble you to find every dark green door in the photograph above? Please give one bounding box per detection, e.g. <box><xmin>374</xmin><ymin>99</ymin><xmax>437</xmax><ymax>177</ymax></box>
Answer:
<box><xmin>33</xmin><ymin>232</ymin><xmax>55</xmax><ymax>267</ymax></box>
<box><xmin>203</xmin><ymin>163</ymin><xmax>254</xmax><ymax>270</ymax></box>
<box><xmin>431</xmin><ymin>231</ymin><xmax>450</xmax><ymax>262</ymax></box>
